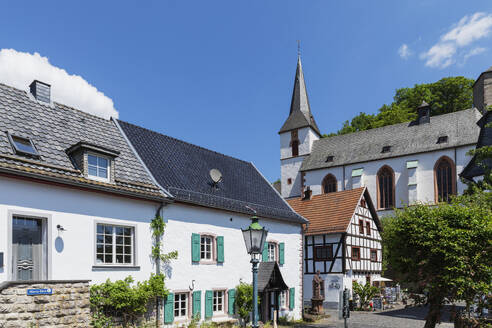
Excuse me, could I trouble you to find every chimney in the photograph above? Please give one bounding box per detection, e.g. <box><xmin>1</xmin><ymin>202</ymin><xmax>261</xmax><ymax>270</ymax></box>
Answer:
<box><xmin>302</xmin><ymin>186</ymin><xmax>312</xmax><ymax>200</ymax></box>
<box><xmin>29</xmin><ymin>80</ymin><xmax>51</xmax><ymax>103</ymax></box>
<box><xmin>473</xmin><ymin>66</ymin><xmax>492</xmax><ymax>113</ymax></box>
<box><xmin>417</xmin><ymin>101</ymin><xmax>430</xmax><ymax>124</ymax></box>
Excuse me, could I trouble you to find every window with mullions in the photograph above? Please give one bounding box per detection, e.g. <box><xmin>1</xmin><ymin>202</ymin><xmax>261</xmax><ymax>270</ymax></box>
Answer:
<box><xmin>201</xmin><ymin>236</ymin><xmax>213</xmax><ymax>260</ymax></box>
<box><xmin>377</xmin><ymin>165</ymin><xmax>395</xmax><ymax>209</ymax></box>
<box><xmin>174</xmin><ymin>293</ymin><xmax>188</xmax><ymax>318</ymax></box>
<box><xmin>96</xmin><ymin>224</ymin><xmax>133</xmax><ymax>265</ymax></box>
<box><xmin>313</xmin><ymin>245</ymin><xmax>333</xmax><ymax>261</ymax></box>
<box><xmin>267</xmin><ymin>242</ymin><xmax>276</xmax><ymax>261</ymax></box>
<box><xmin>213</xmin><ymin>291</ymin><xmax>224</xmax><ymax>313</ymax></box>
<box><xmin>435</xmin><ymin>157</ymin><xmax>455</xmax><ymax>203</ymax></box>
<box><xmin>351</xmin><ymin>247</ymin><xmax>361</xmax><ymax>261</ymax></box>
<box><xmin>322</xmin><ymin>174</ymin><xmax>337</xmax><ymax>194</ymax></box>
<box><xmin>88</xmin><ymin>154</ymin><xmax>109</xmax><ymax>181</ymax></box>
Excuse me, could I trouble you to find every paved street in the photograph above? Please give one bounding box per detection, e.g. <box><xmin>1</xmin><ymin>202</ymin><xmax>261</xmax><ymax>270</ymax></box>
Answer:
<box><xmin>301</xmin><ymin>306</ymin><xmax>455</xmax><ymax>328</ymax></box>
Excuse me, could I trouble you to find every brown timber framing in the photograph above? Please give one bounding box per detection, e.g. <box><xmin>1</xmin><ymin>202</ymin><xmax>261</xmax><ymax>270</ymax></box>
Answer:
<box><xmin>304</xmin><ymin>234</ymin><xmax>344</xmax><ymax>274</ymax></box>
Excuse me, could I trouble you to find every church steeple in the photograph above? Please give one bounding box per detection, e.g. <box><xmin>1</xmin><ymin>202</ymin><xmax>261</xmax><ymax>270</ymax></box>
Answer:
<box><xmin>279</xmin><ymin>55</ymin><xmax>321</xmax><ymax>136</ymax></box>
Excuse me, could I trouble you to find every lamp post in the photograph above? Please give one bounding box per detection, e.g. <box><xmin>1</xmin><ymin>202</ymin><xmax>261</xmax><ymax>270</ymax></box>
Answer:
<box><xmin>242</xmin><ymin>216</ymin><xmax>268</xmax><ymax>328</ymax></box>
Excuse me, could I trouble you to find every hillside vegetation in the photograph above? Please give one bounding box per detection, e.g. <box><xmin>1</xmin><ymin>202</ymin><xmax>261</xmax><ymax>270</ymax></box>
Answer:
<box><xmin>323</xmin><ymin>76</ymin><xmax>475</xmax><ymax>137</ymax></box>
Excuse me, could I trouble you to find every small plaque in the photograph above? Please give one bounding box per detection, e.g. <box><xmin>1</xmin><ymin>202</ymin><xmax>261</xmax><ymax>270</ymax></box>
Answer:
<box><xmin>27</xmin><ymin>288</ymin><xmax>53</xmax><ymax>296</ymax></box>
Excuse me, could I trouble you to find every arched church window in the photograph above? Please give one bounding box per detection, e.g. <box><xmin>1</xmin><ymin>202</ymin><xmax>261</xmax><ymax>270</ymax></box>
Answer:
<box><xmin>434</xmin><ymin>156</ymin><xmax>455</xmax><ymax>202</ymax></box>
<box><xmin>377</xmin><ymin>165</ymin><xmax>395</xmax><ymax>209</ymax></box>
<box><xmin>322</xmin><ymin>174</ymin><xmax>337</xmax><ymax>193</ymax></box>
<box><xmin>290</xmin><ymin>130</ymin><xmax>299</xmax><ymax>157</ymax></box>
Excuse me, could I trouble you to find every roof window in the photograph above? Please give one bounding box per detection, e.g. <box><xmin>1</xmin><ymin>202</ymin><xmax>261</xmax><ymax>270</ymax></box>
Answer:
<box><xmin>325</xmin><ymin>155</ymin><xmax>334</xmax><ymax>162</ymax></box>
<box><xmin>381</xmin><ymin>146</ymin><xmax>391</xmax><ymax>153</ymax></box>
<box><xmin>437</xmin><ymin>136</ymin><xmax>448</xmax><ymax>144</ymax></box>
<box><xmin>8</xmin><ymin>134</ymin><xmax>39</xmax><ymax>158</ymax></box>
<box><xmin>88</xmin><ymin>153</ymin><xmax>110</xmax><ymax>181</ymax></box>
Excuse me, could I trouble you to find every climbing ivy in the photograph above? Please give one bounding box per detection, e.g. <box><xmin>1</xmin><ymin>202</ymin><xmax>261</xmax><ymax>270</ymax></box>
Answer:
<box><xmin>150</xmin><ymin>214</ymin><xmax>178</xmax><ymax>263</ymax></box>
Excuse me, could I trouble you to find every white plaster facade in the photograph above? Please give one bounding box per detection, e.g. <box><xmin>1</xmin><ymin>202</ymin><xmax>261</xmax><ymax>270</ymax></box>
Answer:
<box><xmin>161</xmin><ymin>202</ymin><xmax>304</xmax><ymax>322</ymax></box>
<box><xmin>0</xmin><ymin>175</ymin><xmax>159</xmax><ymax>284</ymax></box>
<box><xmin>280</xmin><ymin>127</ymin><xmax>320</xmax><ymax>198</ymax></box>
<box><xmin>301</xmin><ymin>145</ymin><xmax>473</xmax><ymax>216</ymax></box>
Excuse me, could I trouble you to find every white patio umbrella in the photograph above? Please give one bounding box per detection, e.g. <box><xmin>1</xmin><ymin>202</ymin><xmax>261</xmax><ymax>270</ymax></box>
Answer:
<box><xmin>372</xmin><ymin>277</ymin><xmax>393</xmax><ymax>282</ymax></box>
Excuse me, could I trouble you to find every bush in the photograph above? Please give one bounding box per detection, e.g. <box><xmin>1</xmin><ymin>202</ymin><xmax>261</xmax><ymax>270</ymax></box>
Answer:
<box><xmin>90</xmin><ymin>274</ymin><xmax>168</xmax><ymax>327</ymax></box>
<box><xmin>352</xmin><ymin>282</ymin><xmax>379</xmax><ymax>310</ymax></box>
<box><xmin>235</xmin><ymin>282</ymin><xmax>254</xmax><ymax>326</ymax></box>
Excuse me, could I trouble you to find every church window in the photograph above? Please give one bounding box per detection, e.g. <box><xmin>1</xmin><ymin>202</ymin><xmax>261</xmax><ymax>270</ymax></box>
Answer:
<box><xmin>287</xmin><ymin>178</ymin><xmax>292</xmax><ymax>185</ymax></box>
<box><xmin>290</xmin><ymin>130</ymin><xmax>299</xmax><ymax>157</ymax></box>
<box><xmin>322</xmin><ymin>174</ymin><xmax>337</xmax><ymax>193</ymax></box>
<box><xmin>434</xmin><ymin>156</ymin><xmax>455</xmax><ymax>203</ymax></box>
<box><xmin>377</xmin><ymin>165</ymin><xmax>395</xmax><ymax>209</ymax></box>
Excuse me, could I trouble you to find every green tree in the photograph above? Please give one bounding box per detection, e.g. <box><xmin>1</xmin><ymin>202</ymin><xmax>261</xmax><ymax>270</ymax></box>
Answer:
<box><xmin>383</xmin><ymin>195</ymin><xmax>492</xmax><ymax>328</ymax></box>
<box><xmin>235</xmin><ymin>282</ymin><xmax>254</xmax><ymax>327</ymax></box>
<box><xmin>323</xmin><ymin>76</ymin><xmax>474</xmax><ymax>137</ymax></box>
<box><xmin>352</xmin><ymin>282</ymin><xmax>379</xmax><ymax>310</ymax></box>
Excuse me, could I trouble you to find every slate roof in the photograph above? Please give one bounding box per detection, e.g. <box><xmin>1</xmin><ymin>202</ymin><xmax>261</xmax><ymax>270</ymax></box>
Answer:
<box><xmin>257</xmin><ymin>262</ymin><xmax>289</xmax><ymax>292</ymax></box>
<box><xmin>279</xmin><ymin>56</ymin><xmax>321</xmax><ymax>136</ymax></box>
<box><xmin>301</xmin><ymin>109</ymin><xmax>482</xmax><ymax>171</ymax></box>
<box><xmin>117</xmin><ymin>120</ymin><xmax>307</xmax><ymax>224</ymax></box>
<box><xmin>460</xmin><ymin>110</ymin><xmax>492</xmax><ymax>180</ymax></box>
<box><xmin>0</xmin><ymin>83</ymin><xmax>164</xmax><ymax>200</ymax></box>
<box><xmin>287</xmin><ymin>187</ymin><xmax>380</xmax><ymax>235</ymax></box>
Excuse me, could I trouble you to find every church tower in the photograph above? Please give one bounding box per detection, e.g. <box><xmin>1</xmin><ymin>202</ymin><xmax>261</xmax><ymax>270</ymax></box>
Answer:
<box><xmin>279</xmin><ymin>56</ymin><xmax>321</xmax><ymax>198</ymax></box>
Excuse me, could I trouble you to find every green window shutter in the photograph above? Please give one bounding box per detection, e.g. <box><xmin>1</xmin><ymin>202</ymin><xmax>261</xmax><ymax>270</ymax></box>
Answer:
<box><xmin>164</xmin><ymin>293</ymin><xmax>174</xmax><ymax>324</ymax></box>
<box><xmin>205</xmin><ymin>290</ymin><xmax>213</xmax><ymax>318</ymax></box>
<box><xmin>193</xmin><ymin>290</ymin><xmax>201</xmax><ymax>318</ymax></box>
<box><xmin>262</xmin><ymin>242</ymin><xmax>268</xmax><ymax>262</ymax></box>
<box><xmin>228</xmin><ymin>289</ymin><xmax>236</xmax><ymax>314</ymax></box>
<box><xmin>217</xmin><ymin>236</ymin><xmax>224</xmax><ymax>263</ymax></box>
<box><xmin>289</xmin><ymin>288</ymin><xmax>295</xmax><ymax>310</ymax></box>
<box><xmin>192</xmin><ymin>233</ymin><xmax>200</xmax><ymax>262</ymax></box>
<box><xmin>279</xmin><ymin>242</ymin><xmax>285</xmax><ymax>265</ymax></box>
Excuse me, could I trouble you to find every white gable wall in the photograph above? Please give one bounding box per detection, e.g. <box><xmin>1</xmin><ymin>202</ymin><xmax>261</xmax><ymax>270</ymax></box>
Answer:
<box><xmin>0</xmin><ymin>175</ymin><xmax>158</xmax><ymax>284</ymax></box>
<box><xmin>161</xmin><ymin>202</ymin><xmax>303</xmax><ymax>321</ymax></box>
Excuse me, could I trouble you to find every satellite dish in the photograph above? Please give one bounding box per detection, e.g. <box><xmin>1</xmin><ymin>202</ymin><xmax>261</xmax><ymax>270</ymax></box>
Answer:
<box><xmin>209</xmin><ymin>169</ymin><xmax>223</xmax><ymax>184</ymax></box>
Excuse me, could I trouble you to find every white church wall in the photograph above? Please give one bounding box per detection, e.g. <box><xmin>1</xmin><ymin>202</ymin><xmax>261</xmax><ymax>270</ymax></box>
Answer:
<box><xmin>0</xmin><ymin>175</ymin><xmax>158</xmax><ymax>284</ymax></box>
<box><xmin>302</xmin><ymin>146</ymin><xmax>474</xmax><ymax>210</ymax></box>
<box><xmin>161</xmin><ymin>202</ymin><xmax>303</xmax><ymax>321</ymax></box>
<box><xmin>280</xmin><ymin>157</ymin><xmax>305</xmax><ymax>198</ymax></box>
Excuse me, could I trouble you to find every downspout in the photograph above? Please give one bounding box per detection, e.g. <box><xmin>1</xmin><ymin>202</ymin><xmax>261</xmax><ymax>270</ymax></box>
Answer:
<box><xmin>155</xmin><ymin>202</ymin><xmax>167</xmax><ymax>327</ymax></box>
<box><xmin>454</xmin><ymin>147</ymin><xmax>458</xmax><ymax>194</ymax></box>
<box><xmin>343</xmin><ymin>165</ymin><xmax>346</xmax><ymax>190</ymax></box>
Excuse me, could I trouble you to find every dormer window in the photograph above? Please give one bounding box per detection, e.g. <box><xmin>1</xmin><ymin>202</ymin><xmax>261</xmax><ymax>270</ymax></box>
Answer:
<box><xmin>88</xmin><ymin>154</ymin><xmax>110</xmax><ymax>181</ymax></box>
<box><xmin>325</xmin><ymin>155</ymin><xmax>334</xmax><ymax>162</ymax></box>
<box><xmin>381</xmin><ymin>146</ymin><xmax>391</xmax><ymax>153</ymax></box>
<box><xmin>8</xmin><ymin>134</ymin><xmax>39</xmax><ymax>158</ymax></box>
<box><xmin>437</xmin><ymin>136</ymin><xmax>448</xmax><ymax>144</ymax></box>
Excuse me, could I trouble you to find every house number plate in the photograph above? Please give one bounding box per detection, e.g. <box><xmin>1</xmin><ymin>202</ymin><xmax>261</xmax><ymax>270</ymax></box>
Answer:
<box><xmin>27</xmin><ymin>288</ymin><xmax>53</xmax><ymax>296</ymax></box>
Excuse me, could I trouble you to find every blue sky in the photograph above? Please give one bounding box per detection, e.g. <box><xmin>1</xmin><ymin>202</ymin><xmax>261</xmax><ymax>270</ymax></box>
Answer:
<box><xmin>1</xmin><ymin>1</ymin><xmax>492</xmax><ymax>182</ymax></box>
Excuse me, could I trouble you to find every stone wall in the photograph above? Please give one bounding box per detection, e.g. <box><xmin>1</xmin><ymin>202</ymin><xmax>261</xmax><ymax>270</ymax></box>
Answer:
<box><xmin>0</xmin><ymin>280</ymin><xmax>90</xmax><ymax>328</ymax></box>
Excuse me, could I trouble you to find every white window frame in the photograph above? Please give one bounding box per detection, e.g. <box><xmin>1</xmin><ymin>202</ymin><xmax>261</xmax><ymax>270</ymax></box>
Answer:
<box><xmin>279</xmin><ymin>290</ymin><xmax>287</xmax><ymax>309</ymax></box>
<box><xmin>87</xmin><ymin>152</ymin><xmax>111</xmax><ymax>182</ymax></box>
<box><xmin>267</xmin><ymin>242</ymin><xmax>277</xmax><ymax>262</ymax></box>
<box><xmin>95</xmin><ymin>222</ymin><xmax>136</xmax><ymax>267</ymax></box>
<box><xmin>213</xmin><ymin>290</ymin><xmax>225</xmax><ymax>314</ymax></box>
<box><xmin>200</xmin><ymin>235</ymin><xmax>214</xmax><ymax>261</ymax></box>
<box><xmin>174</xmin><ymin>292</ymin><xmax>189</xmax><ymax>319</ymax></box>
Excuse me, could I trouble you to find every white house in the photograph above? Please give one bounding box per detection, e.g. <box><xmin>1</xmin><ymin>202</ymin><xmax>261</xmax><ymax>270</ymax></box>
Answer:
<box><xmin>117</xmin><ymin>120</ymin><xmax>308</xmax><ymax>324</ymax></box>
<box><xmin>287</xmin><ymin>187</ymin><xmax>382</xmax><ymax>309</ymax></box>
<box><xmin>279</xmin><ymin>57</ymin><xmax>488</xmax><ymax>217</ymax></box>
<box><xmin>0</xmin><ymin>80</ymin><xmax>170</xmax><ymax>285</ymax></box>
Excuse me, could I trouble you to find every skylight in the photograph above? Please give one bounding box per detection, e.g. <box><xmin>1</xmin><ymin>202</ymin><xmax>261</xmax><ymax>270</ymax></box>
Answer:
<box><xmin>437</xmin><ymin>136</ymin><xmax>448</xmax><ymax>144</ymax></box>
<box><xmin>325</xmin><ymin>155</ymin><xmax>334</xmax><ymax>162</ymax></box>
<box><xmin>9</xmin><ymin>134</ymin><xmax>39</xmax><ymax>157</ymax></box>
<box><xmin>381</xmin><ymin>146</ymin><xmax>391</xmax><ymax>153</ymax></box>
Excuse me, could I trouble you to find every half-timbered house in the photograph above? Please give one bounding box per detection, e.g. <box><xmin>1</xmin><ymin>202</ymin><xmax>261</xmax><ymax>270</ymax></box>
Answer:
<box><xmin>287</xmin><ymin>187</ymin><xmax>382</xmax><ymax>309</ymax></box>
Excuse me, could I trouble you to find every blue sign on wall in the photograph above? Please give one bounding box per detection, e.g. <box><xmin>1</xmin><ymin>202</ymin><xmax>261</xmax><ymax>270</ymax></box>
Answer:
<box><xmin>27</xmin><ymin>288</ymin><xmax>53</xmax><ymax>296</ymax></box>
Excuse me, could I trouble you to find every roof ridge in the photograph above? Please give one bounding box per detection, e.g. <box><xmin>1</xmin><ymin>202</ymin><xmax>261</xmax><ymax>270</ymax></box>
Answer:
<box><xmin>0</xmin><ymin>82</ymin><xmax>113</xmax><ymax>122</ymax></box>
<box><xmin>117</xmin><ymin>119</ymin><xmax>251</xmax><ymax>164</ymax></box>
<box><xmin>319</xmin><ymin>108</ymin><xmax>477</xmax><ymax>143</ymax></box>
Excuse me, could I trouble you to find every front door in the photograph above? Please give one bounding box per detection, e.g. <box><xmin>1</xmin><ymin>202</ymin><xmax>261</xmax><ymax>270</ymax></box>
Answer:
<box><xmin>12</xmin><ymin>216</ymin><xmax>45</xmax><ymax>280</ymax></box>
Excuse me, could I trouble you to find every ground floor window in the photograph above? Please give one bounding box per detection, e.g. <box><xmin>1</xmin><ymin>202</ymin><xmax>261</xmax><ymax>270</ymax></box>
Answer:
<box><xmin>213</xmin><ymin>290</ymin><xmax>224</xmax><ymax>313</ymax></box>
<box><xmin>279</xmin><ymin>290</ymin><xmax>287</xmax><ymax>308</ymax></box>
<box><xmin>96</xmin><ymin>223</ymin><xmax>134</xmax><ymax>265</ymax></box>
<box><xmin>174</xmin><ymin>293</ymin><xmax>188</xmax><ymax>318</ymax></box>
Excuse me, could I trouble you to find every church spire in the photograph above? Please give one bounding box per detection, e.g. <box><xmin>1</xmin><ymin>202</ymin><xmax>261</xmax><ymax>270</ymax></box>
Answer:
<box><xmin>279</xmin><ymin>55</ymin><xmax>321</xmax><ymax>136</ymax></box>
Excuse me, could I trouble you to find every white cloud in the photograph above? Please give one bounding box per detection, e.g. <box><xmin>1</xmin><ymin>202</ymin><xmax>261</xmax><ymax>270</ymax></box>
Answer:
<box><xmin>421</xmin><ymin>12</ymin><xmax>492</xmax><ymax>68</ymax></box>
<box><xmin>463</xmin><ymin>47</ymin><xmax>486</xmax><ymax>61</ymax></box>
<box><xmin>398</xmin><ymin>44</ymin><xmax>412</xmax><ymax>59</ymax></box>
<box><xmin>0</xmin><ymin>49</ymin><xmax>118</xmax><ymax>119</ymax></box>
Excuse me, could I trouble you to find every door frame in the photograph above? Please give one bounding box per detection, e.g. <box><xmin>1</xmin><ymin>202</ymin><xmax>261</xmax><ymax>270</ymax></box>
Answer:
<box><xmin>7</xmin><ymin>210</ymin><xmax>52</xmax><ymax>281</ymax></box>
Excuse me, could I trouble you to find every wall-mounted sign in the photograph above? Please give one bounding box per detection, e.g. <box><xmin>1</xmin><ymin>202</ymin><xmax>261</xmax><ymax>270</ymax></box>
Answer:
<box><xmin>27</xmin><ymin>288</ymin><xmax>53</xmax><ymax>296</ymax></box>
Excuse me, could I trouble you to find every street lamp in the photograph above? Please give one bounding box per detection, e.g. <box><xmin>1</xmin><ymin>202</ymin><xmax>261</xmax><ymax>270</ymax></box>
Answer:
<box><xmin>242</xmin><ymin>216</ymin><xmax>268</xmax><ymax>328</ymax></box>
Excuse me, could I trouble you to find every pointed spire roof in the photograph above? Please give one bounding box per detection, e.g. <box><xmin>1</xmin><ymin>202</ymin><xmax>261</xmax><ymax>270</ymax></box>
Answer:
<box><xmin>279</xmin><ymin>56</ymin><xmax>321</xmax><ymax>136</ymax></box>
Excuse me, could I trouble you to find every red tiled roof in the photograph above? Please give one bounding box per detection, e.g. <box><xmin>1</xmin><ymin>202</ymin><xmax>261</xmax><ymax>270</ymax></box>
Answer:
<box><xmin>287</xmin><ymin>188</ymin><xmax>365</xmax><ymax>235</ymax></box>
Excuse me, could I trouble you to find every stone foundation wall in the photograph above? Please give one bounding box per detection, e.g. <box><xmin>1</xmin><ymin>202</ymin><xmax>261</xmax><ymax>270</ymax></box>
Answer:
<box><xmin>0</xmin><ymin>280</ymin><xmax>90</xmax><ymax>328</ymax></box>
